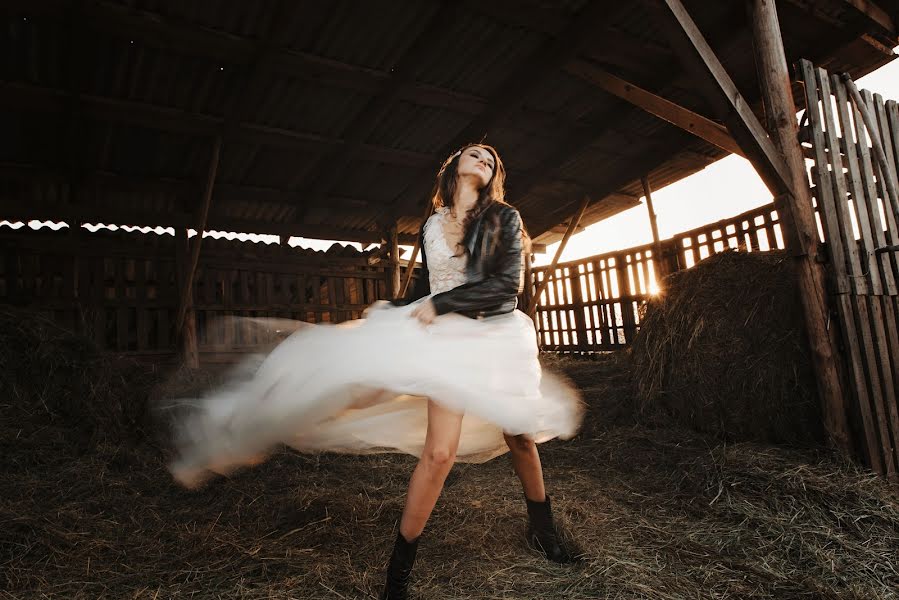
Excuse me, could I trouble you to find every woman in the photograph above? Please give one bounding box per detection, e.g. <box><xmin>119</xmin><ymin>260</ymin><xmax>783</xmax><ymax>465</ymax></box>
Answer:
<box><xmin>168</xmin><ymin>144</ymin><xmax>583</xmax><ymax>599</ymax></box>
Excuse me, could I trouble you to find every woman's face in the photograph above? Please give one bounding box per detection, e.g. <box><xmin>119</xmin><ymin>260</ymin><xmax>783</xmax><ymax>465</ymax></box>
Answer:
<box><xmin>456</xmin><ymin>145</ymin><xmax>496</xmax><ymax>189</ymax></box>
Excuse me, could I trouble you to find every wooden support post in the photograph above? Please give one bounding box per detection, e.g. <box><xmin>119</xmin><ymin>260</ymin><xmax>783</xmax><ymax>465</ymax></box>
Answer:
<box><xmin>387</xmin><ymin>222</ymin><xmax>401</xmax><ymax>299</ymax></box>
<box><xmin>748</xmin><ymin>0</ymin><xmax>851</xmax><ymax>452</ymax></box>
<box><xmin>175</xmin><ymin>135</ymin><xmax>222</xmax><ymax>367</ymax></box>
<box><xmin>641</xmin><ymin>175</ymin><xmax>666</xmax><ymax>283</ymax></box>
<box><xmin>527</xmin><ymin>196</ymin><xmax>591</xmax><ymax>318</ymax></box>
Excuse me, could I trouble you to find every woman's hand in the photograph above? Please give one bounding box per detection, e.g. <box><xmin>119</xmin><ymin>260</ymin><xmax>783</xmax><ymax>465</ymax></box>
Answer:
<box><xmin>410</xmin><ymin>300</ymin><xmax>437</xmax><ymax>325</ymax></box>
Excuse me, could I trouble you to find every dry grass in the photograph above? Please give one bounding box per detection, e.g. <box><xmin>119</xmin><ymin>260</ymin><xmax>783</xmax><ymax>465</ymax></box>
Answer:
<box><xmin>2</xmin><ymin>309</ymin><xmax>898</xmax><ymax>599</ymax></box>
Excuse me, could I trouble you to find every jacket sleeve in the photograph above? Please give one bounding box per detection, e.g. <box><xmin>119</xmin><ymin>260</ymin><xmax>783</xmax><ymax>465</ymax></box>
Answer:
<box><xmin>430</xmin><ymin>207</ymin><xmax>523</xmax><ymax>315</ymax></box>
<box><xmin>389</xmin><ymin>221</ymin><xmax>430</xmax><ymax>305</ymax></box>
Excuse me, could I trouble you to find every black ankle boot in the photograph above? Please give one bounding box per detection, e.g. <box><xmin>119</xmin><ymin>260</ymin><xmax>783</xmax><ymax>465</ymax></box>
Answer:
<box><xmin>381</xmin><ymin>531</ymin><xmax>419</xmax><ymax>600</ymax></box>
<box><xmin>525</xmin><ymin>494</ymin><xmax>579</xmax><ymax>564</ymax></box>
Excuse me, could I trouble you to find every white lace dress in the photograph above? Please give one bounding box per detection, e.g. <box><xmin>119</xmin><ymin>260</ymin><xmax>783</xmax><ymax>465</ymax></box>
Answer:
<box><xmin>169</xmin><ymin>208</ymin><xmax>583</xmax><ymax>487</ymax></box>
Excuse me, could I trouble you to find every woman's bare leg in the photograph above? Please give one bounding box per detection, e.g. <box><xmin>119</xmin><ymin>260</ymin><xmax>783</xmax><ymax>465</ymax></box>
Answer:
<box><xmin>398</xmin><ymin>401</ymin><xmax>464</xmax><ymax>540</ymax></box>
<box><xmin>504</xmin><ymin>433</ymin><xmax>546</xmax><ymax>502</ymax></box>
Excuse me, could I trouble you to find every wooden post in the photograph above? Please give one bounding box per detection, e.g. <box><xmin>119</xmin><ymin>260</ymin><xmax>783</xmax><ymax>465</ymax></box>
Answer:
<box><xmin>641</xmin><ymin>175</ymin><xmax>666</xmax><ymax>283</ymax></box>
<box><xmin>387</xmin><ymin>222</ymin><xmax>401</xmax><ymax>299</ymax></box>
<box><xmin>749</xmin><ymin>0</ymin><xmax>851</xmax><ymax>452</ymax></box>
<box><xmin>175</xmin><ymin>135</ymin><xmax>222</xmax><ymax>367</ymax></box>
<box><xmin>527</xmin><ymin>196</ymin><xmax>591</xmax><ymax>318</ymax></box>
<box><xmin>175</xmin><ymin>227</ymin><xmax>199</xmax><ymax>368</ymax></box>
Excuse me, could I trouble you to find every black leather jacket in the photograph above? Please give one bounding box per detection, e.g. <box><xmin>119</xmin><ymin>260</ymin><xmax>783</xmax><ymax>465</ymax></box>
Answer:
<box><xmin>392</xmin><ymin>202</ymin><xmax>525</xmax><ymax>319</ymax></box>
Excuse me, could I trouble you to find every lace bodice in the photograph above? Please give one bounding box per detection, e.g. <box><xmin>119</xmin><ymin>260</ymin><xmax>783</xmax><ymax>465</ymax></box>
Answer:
<box><xmin>423</xmin><ymin>208</ymin><xmax>468</xmax><ymax>294</ymax></box>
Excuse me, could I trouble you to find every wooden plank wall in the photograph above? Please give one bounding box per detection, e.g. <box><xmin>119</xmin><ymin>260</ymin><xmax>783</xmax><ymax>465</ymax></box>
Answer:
<box><xmin>0</xmin><ymin>227</ymin><xmax>396</xmax><ymax>361</ymax></box>
<box><xmin>530</xmin><ymin>203</ymin><xmax>785</xmax><ymax>352</ymax></box>
<box><xmin>800</xmin><ymin>59</ymin><xmax>899</xmax><ymax>480</ymax></box>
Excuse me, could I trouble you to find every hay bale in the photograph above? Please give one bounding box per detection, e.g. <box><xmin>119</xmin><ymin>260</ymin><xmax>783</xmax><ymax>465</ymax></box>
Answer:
<box><xmin>542</xmin><ymin>352</ymin><xmax>635</xmax><ymax>433</ymax></box>
<box><xmin>631</xmin><ymin>250</ymin><xmax>824</xmax><ymax>444</ymax></box>
<box><xmin>0</xmin><ymin>307</ymin><xmax>158</xmax><ymax>445</ymax></box>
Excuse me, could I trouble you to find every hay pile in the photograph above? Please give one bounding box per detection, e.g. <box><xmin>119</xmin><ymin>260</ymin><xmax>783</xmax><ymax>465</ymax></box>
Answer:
<box><xmin>3</xmin><ymin>310</ymin><xmax>898</xmax><ymax>598</ymax></box>
<box><xmin>0</xmin><ymin>307</ymin><xmax>157</xmax><ymax>447</ymax></box>
<box><xmin>631</xmin><ymin>250</ymin><xmax>824</xmax><ymax>445</ymax></box>
<box><xmin>0</xmin><ymin>307</ymin><xmax>219</xmax><ymax>455</ymax></box>
<box><xmin>543</xmin><ymin>351</ymin><xmax>636</xmax><ymax>434</ymax></box>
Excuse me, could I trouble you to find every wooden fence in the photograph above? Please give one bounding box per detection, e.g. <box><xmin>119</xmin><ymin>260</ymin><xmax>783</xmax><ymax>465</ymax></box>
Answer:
<box><xmin>800</xmin><ymin>60</ymin><xmax>899</xmax><ymax>479</ymax></box>
<box><xmin>0</xmin><ymin>226</ymin><xmax>394</xmax><ymax>361</ymax></box>
<box><xmin>530</xmin><ymin>203</ymin><xmax>785</xmax><ymax>352</ymax></box>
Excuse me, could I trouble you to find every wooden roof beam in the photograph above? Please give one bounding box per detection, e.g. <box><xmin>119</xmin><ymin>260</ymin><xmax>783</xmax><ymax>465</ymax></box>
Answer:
<box><xmin>783</xmin><ymin>0</ymin><xmax>897</xmax><ymax>38</ymax></box>
<box><xmin>648</xmin><ymin>0</ymin><xmax>794</xmax><ymax>198</ymax></box>
<box><xmin>0</xmin><ymin>81</ymin><xmax>435</xmax><ymax>169</ymax></box>
<box><xmin>843</xmin><ymin>0</ymin><xmax>896</xmax><ymax>34</ymax></box>
<box><xmin>564</xmin><ymin>59</ymin><xmax>746</xmax><ymax>158</ymax></box>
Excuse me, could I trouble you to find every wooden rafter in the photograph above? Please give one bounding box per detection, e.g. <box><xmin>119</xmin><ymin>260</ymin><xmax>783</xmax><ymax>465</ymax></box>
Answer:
<box><xmin>844</xmin><ymin>0</ymin><xmax>896</xmax><ymax>34</ymax></box>
<box><xmin>0</xmin><ymin>81</ymin><xmax>435</xmax><ymax>170</ymax></box>
<box><xmin>564</xmin><ymin>59</ymin><xmax>745</xmax><ymax>158</ymax></box>
<box><xmin>783</xmin><ymin>0</ymin><xmax>897</xmax><ymax>38</ymax></box>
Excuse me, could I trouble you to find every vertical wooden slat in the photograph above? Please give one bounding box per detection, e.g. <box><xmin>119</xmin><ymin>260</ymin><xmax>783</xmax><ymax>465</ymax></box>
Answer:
<box><xmin>873</xmin><ymin>96</ymin><xmax>899</xmax><ymax>280</ymax></box>
<box><xmin>801</xmin><ymin>61</ymin><xmax>850</xmax><ymax>294</ymax></box>
<box><xmin>833</xmin><ymin>76</ymin><xmax>883</xmax><ymax>295</ymax></box>
<box><xmin>202</xmin><ymin>267</ymin><xmax>216</xmax><ymax>346</ymax></box>
<box><xmin>158</xmin><ymin>259</ymin><xmax>173</xmax><ymax>350</ymax></box>
<box><xmin>22</xmin><ymin>252</ymin><xmax>36</xmax><ymax>302</ymax></box>
<box><xmin>852</xmin><ymin>87</ymin><xmax>897</xmax><ymax>294</ymax></box>
<box><xmin>839</xmin><ymin>296</ymin><xmax>886</xmax><ymax>474</ymax></box>
<box><xmin>816</xmin><ymin>69</ymin><xmax>866</xmax><ymax>292</ymax></box>
<box><xmin>136</xmin><ymin>258</ymin><xmax>149</xmax><ymax>351</ymax></box>
<box><xmin>92</xmin><ymin>257</ymin><xmax>105</xmax><ymax>348</ymax></box>
<box><xmin>856</xmin><ymin>296</ymin><xmax>897</xmax><ymax>477</ymax></box>
<box><xmin>886</xmin><ymin>99</ymin><xmax>899</xmax><ymax>227</ymax></box>
<box><xmin>115</xmin><ymin>259</ymin><xmax>128</xmax><ymax>351</ymax></box>
<box><xmin>5</xmin><ymin>250</ymin><xmax>20</xmax><ymax>304</ymax></box>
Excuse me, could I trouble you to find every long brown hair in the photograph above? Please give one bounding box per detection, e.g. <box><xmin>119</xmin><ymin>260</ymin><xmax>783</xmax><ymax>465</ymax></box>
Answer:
<box><xmin>430</xmin><ymin>143</ymin><xmax>509</xmax><ymax>252</ymax></box>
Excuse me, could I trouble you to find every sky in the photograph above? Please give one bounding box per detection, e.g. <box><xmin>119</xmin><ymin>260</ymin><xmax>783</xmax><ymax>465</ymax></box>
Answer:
<box><xmin>4</xmin><ymin>48</ymin><xmax>899</xmax><ymax>259</ymax></box>
<box><xmin>532</xmin><ymin>48</ymin><xmax>899</xmax><ymax>266</ymax></box>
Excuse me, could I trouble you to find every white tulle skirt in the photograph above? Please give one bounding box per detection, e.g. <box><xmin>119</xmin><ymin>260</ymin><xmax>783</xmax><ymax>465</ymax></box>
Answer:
<box><xmin>168</xmin><ymin>299</ymin><xmax>584</xmax><ymax>487</ymax></box>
